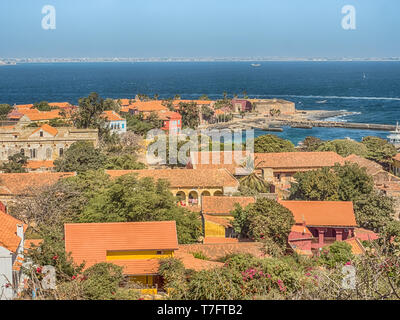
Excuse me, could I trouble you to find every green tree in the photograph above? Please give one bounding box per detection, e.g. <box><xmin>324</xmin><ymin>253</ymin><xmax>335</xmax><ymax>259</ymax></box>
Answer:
<box><xmin>198</xmin><ymin>94</ymin><xmax>210</xmax><ymax>100</ymax></box>
<box><xmin>103</xmin><ymin>98</ymin><xmax>121</xmax><ymax>113</ymax></box>
<box><xmin>0</xmin><ymin>104</ymin><xmax>12</xmax><ymax>120</ymax></box>
<box><xmin>333</xmin><ymin>163</ymin><xmax>374</xmax><ymax>201</ymax></box>
<box><xmin>353</xmin><ymin>192</ymin><xmax>395</xmax><ymax>232</ymax></box>
<box><xmin>104</xmin><ymin>154</ymin><xmax>146</xmax><ymax>170</ymax></box>
<box><xmin>177</xmin><ymin>102</ymin><xmax>200</xmax><ymax>129</ymax></box>
<box><xmin>318</xmin><ymin>241</ymin><xmax>354</xmax><ymax>268</ymax></box>
<box><xmin>289</xmin><ymin>167</ymin><xmax>340</xmax><ymax>201</ymax></box>
<box><xmin>126</xmin><ymin>113</ymin><xmax>162</xmax><ymax>136</ymax></box>
<box><xmin>82</xmin><ymin>262</ymin><xmax>124</xmax><ymax>300</ymax></box>
<box><xmin>0</xmin><ymin>151</ymin><xmax>28</xmax><ymax>173</ymax></box>
<box><xmin>54</xmin><ymin>141</ymin><xmax>106</xmax><ymax>173</ymax></box>
<box><xmin>317</xmin><ymin>139</ymin><xmax>368</xmax><ymax>157</ymax></box>
<box><xmin>254</xmin><ymin>134</ymin><xmax>295</xmax><ymax>153</ymax></box>
<box><xmin>33</xmin><ymin>101</ymin><xmax>57</xmax><ymax>111</ymax></box>
<box><xmin>201</xmin><ymin>105</ymin><xmax>215</xmax><ymax>123</ymax></box>
<box><xmin>79</xmin><ymin>174</ymin><xmax>202</xmax><ymax>244</ymax></box>
<box><xmin>301</xmin><ymin>136</ymin><xmax>323</xmax><ymax>151</ymax></box>
<box><xmin>361</xmin><ymin>136</ymin><xmax>397</xmax><ymax>167</ymax></box>
<box><xmin>232</xmin><ymin>198</ymin><xmax>295</xmax><ymax>249</ymax></box>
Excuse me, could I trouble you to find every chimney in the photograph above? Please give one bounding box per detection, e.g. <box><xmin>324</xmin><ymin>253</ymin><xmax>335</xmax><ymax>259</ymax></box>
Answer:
<box><xmin>16</xmin><ymin>224</ymin><xmax>24</xmax><ymax>255</ymax></box>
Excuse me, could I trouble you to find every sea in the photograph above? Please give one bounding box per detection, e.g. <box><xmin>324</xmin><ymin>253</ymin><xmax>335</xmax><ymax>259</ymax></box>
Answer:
<box><xmin>1</xmin><ymin>61</ymin><xmax>400</xmax><ymax>145</ymax></box>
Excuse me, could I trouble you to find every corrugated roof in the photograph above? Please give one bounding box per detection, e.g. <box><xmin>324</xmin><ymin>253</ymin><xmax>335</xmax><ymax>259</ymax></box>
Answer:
<box><xmin>64</xmin><ymin>221</ymin><xmax>179</xmax><ymax>271</ymax></box>
<box><xmin>280</xmin><ymin>200</ymin><xmax>357</xmax><ymax>227</ymax></box>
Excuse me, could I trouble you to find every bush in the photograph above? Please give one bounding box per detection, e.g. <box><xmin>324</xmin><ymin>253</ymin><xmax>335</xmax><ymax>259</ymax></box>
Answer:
<box><xmin>82</xmin><ymin>263</ymin><xmax>124</xmax><ymax>300</ymax></box>
<box><xmin>318</xmin><ymin>241</ymin><xmax>354</xmax><ymax>268</ymax></box>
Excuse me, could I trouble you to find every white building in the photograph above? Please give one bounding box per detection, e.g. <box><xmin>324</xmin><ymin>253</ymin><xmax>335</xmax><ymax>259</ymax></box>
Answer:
<box><xmin>102</xmin><ymin>110</ymin><xmax>127</xmax><ymax>134</ymax></box>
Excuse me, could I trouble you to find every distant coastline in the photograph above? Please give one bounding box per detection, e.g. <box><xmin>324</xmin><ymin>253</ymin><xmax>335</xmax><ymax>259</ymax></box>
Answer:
<box><xmin>1</xmin><ymin>57</ymin><xmax>400</xmax><ymax>64</ymax></box>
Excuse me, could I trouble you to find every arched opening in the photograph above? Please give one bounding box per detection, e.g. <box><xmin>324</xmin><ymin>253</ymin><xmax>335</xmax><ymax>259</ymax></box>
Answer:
<box><xmin>188</xmin><ymin>191</ymin><xmax>199</xmax><ymax>206</ymax></box>
<box><xmin>200</xmin><ymin>191</ymin><xmax>211</xmax><ymax>206</ymax></box>
<box><xmin>176</xmin><ymin>191</ymin><xmax>186</xmax><ymax>206</ymax></box>
<box><xmin>213</xmin><ymin>190</ymin><xmax>223</xmax><ymax>196</ymax></box>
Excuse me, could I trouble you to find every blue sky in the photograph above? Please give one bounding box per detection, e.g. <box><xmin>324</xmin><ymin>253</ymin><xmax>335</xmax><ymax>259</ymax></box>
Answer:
<box><xmin>0</xmin><ymin>0</ymin><xmax>398</xmax><ymax>58</ymax></box>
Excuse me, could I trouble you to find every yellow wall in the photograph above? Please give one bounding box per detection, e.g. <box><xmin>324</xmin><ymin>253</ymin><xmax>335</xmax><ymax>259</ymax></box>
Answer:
<box><xmin>129</xmin><ymin>275</ymin><xmax>154</xmax><ymax>285</ymax></box>
<box><xmin>106</xmin><ymin>250</ymin><xmax>174</xmax><ymax>260</ymax></box>
<box><xmin>204</xmin><ymin>220</ymin><xmax>226</xmax><ymax>237</ymax></box>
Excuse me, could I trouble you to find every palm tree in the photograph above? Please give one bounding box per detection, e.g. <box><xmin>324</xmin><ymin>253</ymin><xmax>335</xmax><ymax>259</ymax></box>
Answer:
<box><xmin>238</xmin><ymin>156</ymin><xmax>271</xmax><ymax>193</ymax></box>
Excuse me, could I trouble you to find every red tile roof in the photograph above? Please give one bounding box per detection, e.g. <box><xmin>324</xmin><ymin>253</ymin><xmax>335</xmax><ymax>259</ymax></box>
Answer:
<box><xmin>174</xmin><ymin>251</ymin><xmax>224</xmax><ymax>271</ymax></box>
<box><xmin>0</xmin><ymin>210</ymin><xmax>26</xmax><ymax>252</ymax></box>
<box><xmin>31</xmin><ymin>124</ymin><xmax>58</xmax><ymax>136</ymax></box>
<box><xmin>201</xmin><ymin>196</ymin><xmax>255</xmax><ymax>215</ymax></box>
<box><xmin>64</xmin><ymin>221</ymin><xmax>179</xmax><ymax>272</ymax></box>
<box><xmin>25</xmin><ymin>160</ymin><xmax>55</xmax><ymax>169</ymax></box>
<box><xmin>102</xmin><ymin>110</ymin><xmax>124</xmax><ymax>121</ymax></box>
<box><xmin>255</xmin><ymin>152</ymin><xmax>345</xmax><ymax>169</ymax></box>
<box><xmin>105</xmin><ymin>169</ymin><xmax>239</xmax><ymax>188</ymax></box>
<box><xmin>279</xmin><ymin>201</ymin><xmax>357</xmax><ymax>227</ymax></box>
<box><xmin>0</xmin><ymin>172</ymin><xmax>75</xmax><ymax>195</ymax></box>
<box><xmin>353</xmin><ymin>227</ymin><xmax>379</xmax><ymax>241</ymax></box>
<box><xmin>393</xmin><ymin>153</ymin><xmax>400</xmax><ymax>161</ymax></box>
<box><xmin>344</xmin><ymin>154</ymin><xmax>383</xmax><ymax>176</ymax></box>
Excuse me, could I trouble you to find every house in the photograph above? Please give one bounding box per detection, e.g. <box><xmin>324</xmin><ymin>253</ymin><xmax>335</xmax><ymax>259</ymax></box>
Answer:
<box><xmin>0</xmin><ymin>210</ymin><xmax>26</xmax><ymax>300</ymax></box>
<box><xmin>280</xmin><ymin>201</ymin><xmax>358</xmax><ymax>254</ymax></box>
<box><xmin>231</xmin><ymin>99</ymin><xmax>252</xmax><ymax>113</ymax></box>
<box><xmin>64</xmin><ymin>221</ymin><xmax>179</xmax><ymax>287</ymax></box>
<box><xmin>105</xmin><ymin>168</ymin><xmax>240</xmax><ymax>206</ymax></box>
<box><xmin>120</xmin><ymin>100</ymin><xmax>168</xmax><ymax>116</ymax></box>
<box><xmin>102</xmin><ymin>110</ymin><xmax>127</xmax><ymax>134</ymax></box>
<box><xmin>157</xmin><ymin>110</ymin><xmax>182</xmax><ymax>135</ymax></box>
<box><xmin>249</xmin><ymin>98</ymin><xmax>296</xmax><ymax>115</ymax></box>
<box><xmin>201</xmin><ymin>196</ymin><xmax>256</xmax><ymax>242</ymax></box>
<box><xmin>345</xmin><ymin>154</ymin><xmax>400</xmax><ymax>186</ymax></box>
<box><xmin>0</xmin><ymin>124</ymin><xmax>99</xmax><ymax>162</ymax></box>
<box><xmin>390</xmin><ymin>153</ymin><xmax>400</xmax><ymax>176</ymax></box>
<box><xmin>0</xmin><ymin>172</ymin><xmax>75</xmax><ymax>208</ymax></box>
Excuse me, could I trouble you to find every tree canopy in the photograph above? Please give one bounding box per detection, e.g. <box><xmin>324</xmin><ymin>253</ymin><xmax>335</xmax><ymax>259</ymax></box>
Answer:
<box><xmin>254</xmin><ymin>134</ymin><xmax>295</xmax><ymax>153</ymax></box>
<box><xmin>177</xmin><ymin>102</ymin><xmax>200</xmax><ymax>129</ymax></box>
<box><xmin>0</xmin><ymin>151</ymin><xmax>28</xmax><ymax>173</ymax></box>
<box><xmin>317</xmin><ymin>139</ymin><xmax>368</xmax><ymax>157</ymax></box>
<box><xmin>361</xmin><ymin>136</ymin><xmax>397</xmax><ymax>166</ymax></box>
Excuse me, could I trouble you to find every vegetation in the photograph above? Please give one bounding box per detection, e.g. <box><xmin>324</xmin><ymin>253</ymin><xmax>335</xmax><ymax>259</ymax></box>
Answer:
<box><xmin>254</xmin><ymin>134</ymin><xmax>295</xmax><ymax>153</ymax></box>
<box><xmin>0</xmin><ymin>151</ymin><xmax>28</xmax><ymax>173</ymax></box>
<box><xmin>177</xmin><ymin>102</ymin><xmax>200</xmax><ymax>129</ymax></box>
<box><xmin>317</xmin><ymin>139</ymin><xmax>368</xmax><ymax>157</ymax></box>
<box><xmin>361</xmin><ymin>136</ymin><xmax>397</xmax><ymax>168</ymax></box>
<box><xmin>232</xmin><ymin>198</ymin><xmax>295</xmax><ymax>252</ymax></box>
<box><xmin>0</xmin><ymin>103</ymin><xmax>12</xmax><ymax>120</ymax></box>
<box><xmin>125</xmin><ymin>112</ymin><xmax>162</xmax><ymax>136</ymax></box>
<box><xmin>300</xmin><ymin>136</ymin><xmax>323</xmax><ymax>151</ymax></box>
<box><xmin>33</xmin><ymin>101</ymin><xmax>58</xmax><ymax>111</ymax></box>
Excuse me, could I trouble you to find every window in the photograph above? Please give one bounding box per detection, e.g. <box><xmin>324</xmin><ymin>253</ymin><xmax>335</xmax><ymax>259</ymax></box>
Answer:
<box><xmin>20</xmin><ymin>149</ymin><xmax>25</xmax><ymax>156</ymax></box>
<box><xmin>59</xmin><ymin>148</ymin><xmax>63</xmax><ymax>157</ymax></box>
<box><xmin>156</xmin><ymin>251</ymin><xmax>163</xmax><ymax>255</ymax></box>
<box><xmin>40</xmin><ymin>131</ymin><xmax>43</xmax><ymax>137</ymax></box>
<box><xmin>122</xmin><ymin>123</ymin><xmax>125</xmax><ymax>129</ymax></box>
<box><xmin>46</xmin><ymin>148</ymin><xmax>52</xmax><ymax>159</ymax></box>
<box><xmin>30</xmin><ymin>149</ymin><xmax>37</xmax><ymax>159</ymax></box>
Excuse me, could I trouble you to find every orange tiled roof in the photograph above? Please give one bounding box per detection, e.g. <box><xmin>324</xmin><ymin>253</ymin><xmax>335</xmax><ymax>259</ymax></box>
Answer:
<box><xmin>255</xmin><ymin>152</ymin><xmax>345</xmax><ymax>169</ymax></box>
<box><xmin>102</xmin><ymin>110</ymin><xmax>124</xmax><ymax>121</ymax></box>
<box><xmin>190</xmin><ymin>151</ymin><xmax>250</xmax><ymax>174</ymax></box>
<box><xmin>126</xmin><ymin>101</ymin><xmax>168</xmax><ymax>113</ymax></box>
<box><xmin>0</xmin><ymin>210</ymin><xmax>26</xmax><ymax>252</ymax></box>
<box><xmin>344</xmin><ymin>238</ymin><xmax>365</xmax><ymax>255</ymax></box>
<box><xmin>203</xmin><ymin>214</ymin><xmax>232</xmax><ymax>227</ymax></box>
<box><xmin>23</xmin><ymin>110</ymin><xmax>63</xmax><ymax>121</ymax></box>
<box><xmin>279</xmin><ymin>200</ymin><xmax>357</xmax><ymax>227</ymax></box>
<box><xmin>393</xmin><ymin>154</ymin><xmax>400</xmax><ymax>161</ymax></box>
<box><xmin>48</xmin><ymin>102</ymin><xmax>73</xmax><ymax>109</ymax></box>
<box><xmin>354</xmin><ymin>227</ymin><xmax>379</xmax><ymax>241</ymax></box>
<box><xmin>105</xmin><ymin>169</ymin><xmax>239</xmax><ymax>188</ymax></box>
<box><xmin>0</xmin><ymin>172</ymin><xmax>75</xmax><ymax>195</ymax></box>
<box><xmin>201</xmin><ymin>196</ymin><xmax>255</xmax><ymax>215</ymax></box>
<box><xmin>156</xmin><ymin>110</ymin><xmax>182</xmax><ymax>121</ymax></box>
<box><xmin>173</xmin><ymin>100</ymin><xmax>213</xmax><ymax>105</ymax></box>
<box><xmin>174</xmin><ymin>250</ymin><xmax>224</xmax><ymax>271</ymax></box>
<box><xmin>24</xmin><ymin>239</ymin><xmax>43</xmax><ymax>250</ymax></box>
<box><xmin>344</xmin><ymin>154</ymin><xmax>383</xmax><ymax>176</ymax></box>
<box><xmin>112</xmin><ymin>259</ymin><xmax>161</xmax><ymax>275</ymax></box>
<box><xmin>25</xmin><ymin>160</ymin><xmax>55</xmax><ymax>169</ymax></box>
<box><xmin>14</xmin><ymin>104</ymin><xmax>34</xmax><ymax>109</ymax></box>
<box><xmin>31</xmin><ymin>124</ymin><xmax>58</xmax><ymax>136</ymax></box>
<box><xmin>64</xmin><ymin>221</ymin><xmax>179</xmax><ymax>272</ymax></box>
<box><xmin>202</xmin><ymin>237</ymin><xmax>239</xmax><ymax>244</ymax></box>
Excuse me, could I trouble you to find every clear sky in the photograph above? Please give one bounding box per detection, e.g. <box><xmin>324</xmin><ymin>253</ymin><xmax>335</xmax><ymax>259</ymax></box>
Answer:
<box><xmin>0</xmin><ymin>0</ymin><xmax>398</xmax><ymax>58</ymax></box>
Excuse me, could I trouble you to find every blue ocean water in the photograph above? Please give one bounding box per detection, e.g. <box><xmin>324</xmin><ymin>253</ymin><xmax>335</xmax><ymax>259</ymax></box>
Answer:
<box><xmin>1</xmin><ymin>61</ymin><xmax>400</xmax><ymax>144</ymax></box>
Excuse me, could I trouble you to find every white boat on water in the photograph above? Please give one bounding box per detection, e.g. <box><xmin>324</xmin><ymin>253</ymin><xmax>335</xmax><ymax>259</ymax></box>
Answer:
<box><xmin>251</xmin><ymin>63</ymin><xmax>261</xmax><ymax>67</ymax></box>
<box><xmin>316</xmin><ymin>100</ymin><xmax>327</xmax><ymax>104</ymax></box>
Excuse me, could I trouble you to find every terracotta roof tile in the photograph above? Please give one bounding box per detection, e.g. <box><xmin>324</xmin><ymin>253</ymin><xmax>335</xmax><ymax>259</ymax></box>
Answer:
<box><xmin>0</xmin><ymin>172</ymin><xmax>75</xmax><ymax>195</ymax></box>
<box><xmin>203</xmin><ymin>237</ymin><xmax>239</xmax><ymax>244</ymax></box>
<box><xmin>279</xmin><ymin>200</ymin><xmax>357</xmax><ymax>227</ymax></box>
<box><xmin>127</xmin><ymin>101</ymin><xmax>168</xmax><ymax>113</ymax></box>
<box><xmin>174</xmin><ymin>251</ymin><xmax>224</xmax><ymax>271</ymax></box>
<box><xmin>105</xmin><ymin>169</ymin><xmax>239</xmax><ymax>188</ymax></box>
<box><xmin>112</xmin><ymin>259</ymin><xmax>161</xmax><ymax>275</ymax></box>
<box><xmin>344</xmin><ymin>238</ymin><xmax>365</xmax><ymax>255</ymax></box>
<box><xmin>354</xmin><ymin>227</ymin><xmax>379</xmax><ymax>241</ymax></box>
<box><xmin>344</xmin><ymin>154</ymin><xmax>383</xmax><ymax>176</ymax></box>
<box><xmin>23</xmin><ymin>110</ymin><xmax>63</xmax><ymax>121</ymax></box>
<box><xmin>255</xmin><ymin>152</ymin><xmax>345</xmax><ymax>169</ymax></box>
<box><xmin>393</xmin><ymin>153</ymin><xmax>400</xmax><ymax>161</ymax></box>
<box><xmin>203</xmin><ymin>214</ymin><xmax>232</xmax><ymax>227</ymax></box>
<box><xmin>25</xmin><ymin>160</ymin><xmax>55</xmax><ymax>169</ymax></box>
<box><xmin>201</xmin><ymin>196</ymin><xmax>255</xmax><ymax>215</ymax></box>
<box><xmin>0</xmin><ymin>210</ymin><xmax>25</xmax><ymax>252</ymax></box>
<box><xmin>64</xmin><ymin>221</ymin><xmax>178</xmax><ymax>271</ymax></box>
<box><xmin>31</xmin><ymin>124</ymin><xmax>58</xmax><ymax>137</ymax></box>
<box><xmin>102</xmin><ymin>110</ymin><xmax>124</xmax><ymax>121</ymax></box>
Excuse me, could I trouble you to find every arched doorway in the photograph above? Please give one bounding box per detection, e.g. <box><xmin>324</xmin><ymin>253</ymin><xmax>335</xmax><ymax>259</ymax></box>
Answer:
<box><xmin>213</xmin><ymin>190</ymin><xmax>223</xmax><ymax>196</ymax></box>
<box><xmin>188</xmin><ymin>191</ymin><xmax>199</xmax><ymax>206</ymax></box>
<box><xmin>176</xmin><ymin>191</ymin><xmax>186</xmax><ymax>206</ymax></box>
